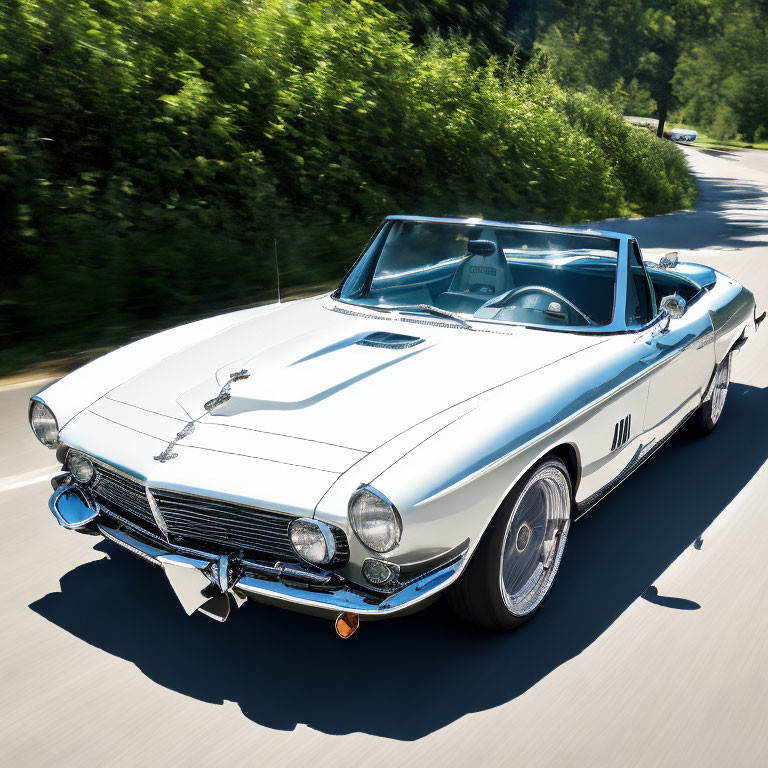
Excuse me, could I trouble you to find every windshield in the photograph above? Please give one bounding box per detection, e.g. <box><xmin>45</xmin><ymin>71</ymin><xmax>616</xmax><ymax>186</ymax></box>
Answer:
<box><xmin>338</xmin><ymin>220</ymin><xmax>619</xmax><ymax>328</ymax></box>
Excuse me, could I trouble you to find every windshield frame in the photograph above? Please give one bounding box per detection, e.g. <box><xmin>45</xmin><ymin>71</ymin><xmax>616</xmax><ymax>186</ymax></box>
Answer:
<box><xmin>332</xmin><ymin>216</ymin><xmax>633</xmax><ymax>334</ymax></box>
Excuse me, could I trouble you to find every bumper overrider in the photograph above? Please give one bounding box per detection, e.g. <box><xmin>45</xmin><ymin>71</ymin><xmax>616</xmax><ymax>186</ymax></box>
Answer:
<box><xmin>48</xmin><ymin>479</ymin><xmax>466</xmax><ymax>635</ymax></box>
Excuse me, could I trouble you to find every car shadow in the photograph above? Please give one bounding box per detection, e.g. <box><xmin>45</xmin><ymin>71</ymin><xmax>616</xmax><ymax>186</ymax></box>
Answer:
<box><xmin>30</xmin><ymin>382</ymin><xmax>768</xmax><ymax>740</ymax></box>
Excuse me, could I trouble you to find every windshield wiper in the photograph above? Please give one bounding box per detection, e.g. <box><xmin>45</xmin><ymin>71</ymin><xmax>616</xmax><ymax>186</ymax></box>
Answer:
<box><xmin>362</xmin><ymin>303</ymin><xmax>474</xmax><ymax>330</ymax></box>
<box><xmin>415</xmin><ymin>304</ymin><xmax>474</xmax><ymax>330</ymax></box>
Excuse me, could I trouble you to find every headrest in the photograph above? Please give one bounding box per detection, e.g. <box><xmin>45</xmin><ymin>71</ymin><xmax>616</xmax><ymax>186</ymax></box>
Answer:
<box><xmin>467</xmin><ymin>239</ymin><xmax>496</xmax><ymax>257</ymax></box>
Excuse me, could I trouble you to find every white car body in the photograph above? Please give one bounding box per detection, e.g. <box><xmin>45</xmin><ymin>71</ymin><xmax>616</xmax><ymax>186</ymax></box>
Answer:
<box><xmin>33</xmin><ymin>216</ymin><xmax>759</xmax><ymax>626</ymax></box>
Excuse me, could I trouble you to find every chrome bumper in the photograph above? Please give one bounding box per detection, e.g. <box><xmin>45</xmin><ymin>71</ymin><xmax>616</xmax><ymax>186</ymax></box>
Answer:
<box><xmin>49</xmin><ymin>485</ymin><xmax>464</xmax><ymax>622</ymax></box>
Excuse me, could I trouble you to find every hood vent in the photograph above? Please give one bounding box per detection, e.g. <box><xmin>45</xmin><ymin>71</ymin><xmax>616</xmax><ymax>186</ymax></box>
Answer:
<box><xmin>356</xmin><ymin>332</ymin><xmax>424</xmax><ymax>350</ymax></box>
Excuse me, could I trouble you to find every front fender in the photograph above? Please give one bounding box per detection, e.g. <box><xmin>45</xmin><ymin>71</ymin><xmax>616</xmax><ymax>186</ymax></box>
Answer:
<box><xmin>320</xmin><ymin>329</ymin><xmax>678</xmax><ymax>585</ymax></box>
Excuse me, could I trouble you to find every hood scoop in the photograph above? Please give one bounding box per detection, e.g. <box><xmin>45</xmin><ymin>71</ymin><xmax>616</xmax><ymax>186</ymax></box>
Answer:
<box><xmin>356</xmin><ymin>331</ymin><xmax>424</xmax><ymax>350</ymax></box>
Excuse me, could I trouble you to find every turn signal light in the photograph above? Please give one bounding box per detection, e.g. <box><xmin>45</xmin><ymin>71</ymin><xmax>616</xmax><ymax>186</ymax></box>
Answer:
<box><xmin>335</xmin><ymin>612</ymin><xmax>360</xmax><ymax>639</ymax></box>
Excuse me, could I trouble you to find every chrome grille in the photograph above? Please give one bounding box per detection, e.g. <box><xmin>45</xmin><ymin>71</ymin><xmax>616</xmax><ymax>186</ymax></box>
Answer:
<box><xmin>91</xmin><ymin>463</ymin><xmax>156</xmax><ymax>527</ymax></box>
<box><xmin>152</xmin><ymin>489</ymin><xmax>297</xmax><ymax>560</ymax></box>
<box><xmin>88</xmin><ymin>459</ymin><xmax>300</xmax><ymax>561</ymax></box>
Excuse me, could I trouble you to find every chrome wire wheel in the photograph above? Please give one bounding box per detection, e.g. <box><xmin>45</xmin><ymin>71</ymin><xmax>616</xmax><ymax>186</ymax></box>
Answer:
<box><xmin>499</xmin><ymin>465</ymin><xmax>571</xmax><ymax>617</ymax></box>
<box><xmin>710</xmin><ymin>354</ymin><xmax>731</xmax><ymax>425</ymax></box>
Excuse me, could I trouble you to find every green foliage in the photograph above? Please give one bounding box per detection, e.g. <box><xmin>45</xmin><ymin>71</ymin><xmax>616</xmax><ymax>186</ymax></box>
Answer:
<box><xmin>0</xmin><ymin>0</ymin><xmax>694</xmax><ymax>375</ymax></box>
<box><xmin>522</xmin><ymin>0</ymin><xmax>768</xmax><ymax>142</ymax></box>
<box><xmin>531</xmin><ymin>0</ymin><xmax>715</xmax><ymax>133</ymax></box>
<box><xmin>378</xmin><ymin>1</ymin><xmax>516</xmax><ymax>59</ymax></box>
<box><xmin>673</xmin><ymin>0</ymin><xmax>768</xmax><ymax>141</ymax></box>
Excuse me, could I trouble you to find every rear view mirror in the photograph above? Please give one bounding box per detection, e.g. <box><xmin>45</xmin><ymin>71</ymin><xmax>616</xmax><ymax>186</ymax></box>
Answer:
<box><xmin>467</xmin><ymin>239</ymin><xmax>496</xmax><ymax>256</ymax></box>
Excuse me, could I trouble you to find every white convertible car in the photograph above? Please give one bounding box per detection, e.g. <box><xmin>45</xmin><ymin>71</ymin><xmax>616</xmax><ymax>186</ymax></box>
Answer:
<box><xmin>30</xmin><ymin>216</ymin><xmax>761</xmax><ymax>636</ymax></box>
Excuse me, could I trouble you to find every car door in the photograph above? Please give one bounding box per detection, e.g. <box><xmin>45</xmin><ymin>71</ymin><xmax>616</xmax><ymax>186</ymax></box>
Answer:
<box><xmin>631</xmin><ymin>242</ymin><xmax>714</xmax><ymax>442</ymax></box>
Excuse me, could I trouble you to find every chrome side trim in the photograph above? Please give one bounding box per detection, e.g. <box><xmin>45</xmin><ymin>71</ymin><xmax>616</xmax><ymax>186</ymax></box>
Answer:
<box><xmin>414</xmin><ymin>344</ymin><xmax>675</xmax><ymax>507</ymax></box>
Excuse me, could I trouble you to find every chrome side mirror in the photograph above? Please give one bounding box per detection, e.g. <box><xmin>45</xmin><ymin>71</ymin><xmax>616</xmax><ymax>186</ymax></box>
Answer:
<box><xmin>658</xmin><ymin>293</ymin><xmax>686</xmax><ymax>332</ymax></box>
<box><xmin>658</xmin><ymin>251</ymin><xmax>679</xmax><ymax>270</ymax></box>
<box><xmin>660</xmin><ymin>293</ymin><xmax>686</xmax><ymax>319</ymax></box>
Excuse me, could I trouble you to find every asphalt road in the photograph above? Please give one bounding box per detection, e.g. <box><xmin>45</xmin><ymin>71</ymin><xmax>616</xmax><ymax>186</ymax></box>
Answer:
<box><xmin>1</xmin><ymin>147</ymin><xmax>767</xmax><ymax>767</ymax></box>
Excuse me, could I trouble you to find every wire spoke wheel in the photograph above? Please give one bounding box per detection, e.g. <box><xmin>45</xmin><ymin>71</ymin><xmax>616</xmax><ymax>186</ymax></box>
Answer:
<box><xmin>445</xmin><ymin>456</ymin><xmax>572</xmax><ymax>629</ymax></box>
<box><xmin>499</xmin><ymin>465</ymin><xmax>570</xmax><ymax>617</ymax></box>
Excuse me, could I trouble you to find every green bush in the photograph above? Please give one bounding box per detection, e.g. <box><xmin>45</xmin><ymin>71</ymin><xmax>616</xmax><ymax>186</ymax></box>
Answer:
<box><xmin>0</xmin><ymin>0</ymin><xmax>695</xmax><ymax>374</ymax></box>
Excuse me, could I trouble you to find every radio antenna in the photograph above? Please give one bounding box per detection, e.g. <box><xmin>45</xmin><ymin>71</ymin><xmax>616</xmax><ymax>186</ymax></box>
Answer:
<box><xmin>274</xmin><ymin>237</ymin><xmax>281</xmax><ymax>303</ymax></box>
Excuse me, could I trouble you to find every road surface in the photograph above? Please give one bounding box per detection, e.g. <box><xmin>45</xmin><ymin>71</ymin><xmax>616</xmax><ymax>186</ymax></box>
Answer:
<box><xmin>1</xmin><ymin>147</ymin><xmax>767</xmax><ymax>766</ymax></box>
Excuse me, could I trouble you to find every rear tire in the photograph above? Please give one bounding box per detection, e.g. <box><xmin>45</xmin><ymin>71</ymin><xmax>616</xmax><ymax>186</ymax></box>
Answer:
<box><xmin>446</xmin><ymin>457</ymin><xmax>572</xmax><ymax>630</ymax></box>
<box><xmin>687</xmin><ymin>354</ymin><xmax>731</xmax><ymax>436</ymax></box>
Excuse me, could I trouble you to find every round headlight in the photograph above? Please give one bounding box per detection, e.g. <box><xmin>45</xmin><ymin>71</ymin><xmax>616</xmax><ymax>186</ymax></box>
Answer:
<box><xmin>348</xmin><ymin>487</ymin><xmax>401</xmax><ymax>553</ymax></box>
<box><xmin>29</xmin><ymin>400</ymin><xmax>59</xmax><ymax>448</ymax></box>
<box><xmin>289</xmin><ymin>518</ymin><xmax>336</xmax><ymax>566</ymax></box>
<box><xmin>67</xmin><ymin>451</ymin><xmax>94</xmax><ymax>484</ymax></box>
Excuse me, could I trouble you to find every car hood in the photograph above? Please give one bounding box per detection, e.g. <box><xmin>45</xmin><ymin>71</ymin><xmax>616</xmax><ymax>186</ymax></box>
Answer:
<box><xmin>100</xmin><ymin>297</ymin><xmax>603</xmax><ymax>456</ymax></box>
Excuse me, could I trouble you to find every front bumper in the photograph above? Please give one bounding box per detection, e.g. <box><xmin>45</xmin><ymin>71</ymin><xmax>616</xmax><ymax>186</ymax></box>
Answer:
<box><xmin>49</xmin><ymin>483</ymin><xmax>465</xmax><ymax>622</ymax></box>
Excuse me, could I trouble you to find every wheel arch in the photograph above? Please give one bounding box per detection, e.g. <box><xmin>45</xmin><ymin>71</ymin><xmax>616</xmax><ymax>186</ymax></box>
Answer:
<box><xmin>547</xmin><ymin>442</ymin><xmax>581</xmax><ymax>498</ymax></box>
<box><xmin>470</xmin><ymin>441</ymin><xmax>581</xmax><ymax>561</ymax></box>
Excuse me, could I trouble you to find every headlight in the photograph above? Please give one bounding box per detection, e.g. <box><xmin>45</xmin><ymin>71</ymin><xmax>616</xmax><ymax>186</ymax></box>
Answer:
<box><xmin>348</xmin><ymin>486</ymin><xmax>401</xmax><ymax>553</ymax></box>
<box><xmin>29</xmin><ymin>400</ymin><xmax>59</xmax><ymax>448</ymax></box>
<box><xmin>67</xmin><ymin>451</ymin><xmax>94</xmax><ymax>484</ymax></box>
<box><xmin>289</xmin><ymin>518</ymin><xmax>336</xmax><ymax>566</ymax></box>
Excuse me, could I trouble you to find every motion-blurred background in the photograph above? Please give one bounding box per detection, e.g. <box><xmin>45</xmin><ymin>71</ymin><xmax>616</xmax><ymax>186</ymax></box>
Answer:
<box><xmin>2</xmin><ymin>0</ymin><xmax>766</xmax><ymax>377</ymax></box>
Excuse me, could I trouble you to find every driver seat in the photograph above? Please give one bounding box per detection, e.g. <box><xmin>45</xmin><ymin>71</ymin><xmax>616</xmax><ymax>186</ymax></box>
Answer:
<box><xmin>437</xmin><ymin>237</ymin><xmax>513</xmax><ymax>314</ymax></box>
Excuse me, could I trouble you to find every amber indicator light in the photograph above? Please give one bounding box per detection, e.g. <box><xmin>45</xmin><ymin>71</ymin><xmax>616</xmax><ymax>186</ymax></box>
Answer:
<box><xmin>335</xmin><ymin>612</ymin><xmax>360</xmax><ymax>639</ymax></box>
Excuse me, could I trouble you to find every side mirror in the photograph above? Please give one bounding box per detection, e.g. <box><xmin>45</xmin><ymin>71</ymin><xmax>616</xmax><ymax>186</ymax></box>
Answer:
<box><xmin>658</xmin><ymin>294</ymin><xmax>686</xmax><ymax>334</ymax></box>
<box><xmin>658</xmin><ymin>251</ymin><xmax>679</xmax><ymax>270</ymax></box>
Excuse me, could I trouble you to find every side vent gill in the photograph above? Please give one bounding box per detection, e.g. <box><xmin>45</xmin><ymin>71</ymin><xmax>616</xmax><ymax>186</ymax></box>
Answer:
<box><xmin>356</xmin><ymin>332</ymin><xmax>424</xmax><ymax>350</ymax></box>
<box><xmin>611</xmin><ymin>414</ymin><xmax>631</xmax><ymax>452</ymax></box>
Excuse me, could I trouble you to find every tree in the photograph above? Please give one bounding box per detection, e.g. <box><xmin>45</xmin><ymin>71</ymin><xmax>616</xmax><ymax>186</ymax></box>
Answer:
<box><xmin>638</xmin><ymin>1</ymin><xmax>714</xmax><ymax>136</ymax></box>
<box><xmin>378</xmin><ymin>1</ymin><xmax>517</xmax><ymax>58</ymax></box>
<box><xmin>674</xmin><ymin>0</ymin><xmax>768</xmax><ymax>140</ymax></box>
<box><xmin>528</xmin><ymin>0</ymin><xmax>714</xmax><ymax>135</ymax></box>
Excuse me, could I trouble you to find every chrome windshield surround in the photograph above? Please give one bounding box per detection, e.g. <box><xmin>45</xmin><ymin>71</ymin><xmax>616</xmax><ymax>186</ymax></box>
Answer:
<box><xmin>372</xmin><ymin>303</ymin><xmax>475</xmax><ymax>330</ymax></box>
<box><xmin>332</xmin><ymin>215</ymin><xmax>632</xmax><ymax>334</ymax></box>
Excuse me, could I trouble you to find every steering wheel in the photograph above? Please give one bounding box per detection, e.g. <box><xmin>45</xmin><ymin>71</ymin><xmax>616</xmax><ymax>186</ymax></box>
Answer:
<box><xmin>482</xmin><ymin>286</ymin><xmax>595</xmax><ymax>326</ymax></box>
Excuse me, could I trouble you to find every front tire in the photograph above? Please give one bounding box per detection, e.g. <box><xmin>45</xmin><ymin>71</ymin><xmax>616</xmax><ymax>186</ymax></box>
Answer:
<box><xmin>446</xmin><ymin>457</ymin><xmax>572</xmax><ymax>630</ymax></box>
<box><xmin>687</xmin><ymin>354</ymin><xmax>731</xmax><ymax>436</ymax></box>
